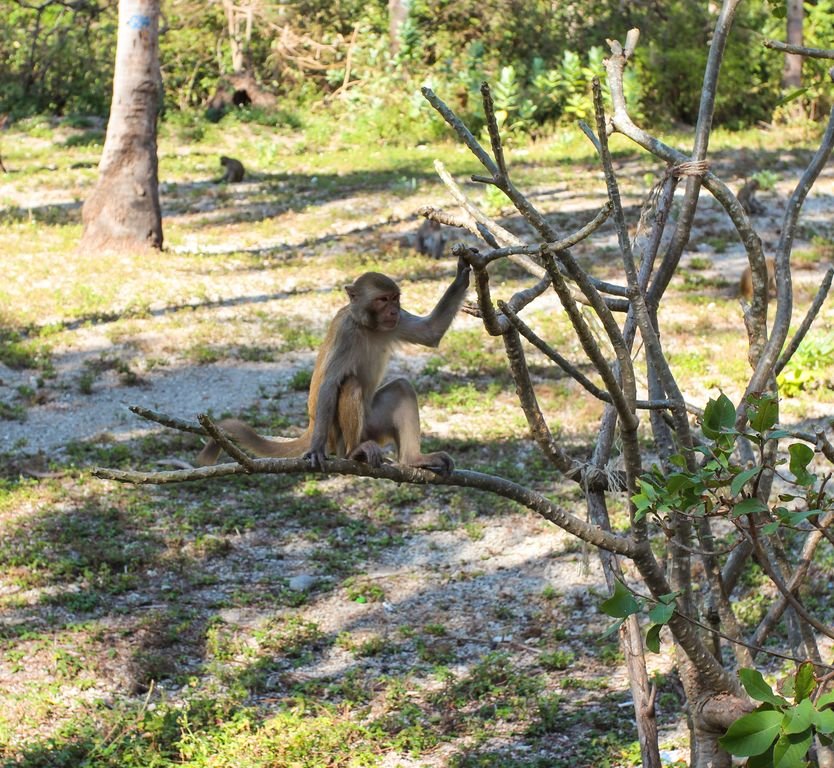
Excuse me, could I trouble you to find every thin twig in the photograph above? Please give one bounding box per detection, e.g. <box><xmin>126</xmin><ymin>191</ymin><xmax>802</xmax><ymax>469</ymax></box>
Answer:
<box><xmin>498</xmin><ymin>300</ymin><xmax>675</xmax><ymax>412</ymax></box>
<box><xmin>744</xmin><ymin>105</ymin><xmax>834</xmax><ymax>402</ymax></box>
<box><xmin>129</xmin><ymin>405</ymin><xmax>205</xmax><ymax>436</ymax></box>
<box><xmin>775</xmin><ymin>268</ymin><xmax>834</xmax><ymax>376</ymax></box>
<box><xmin>764</xmin><ymin>39</ymin><xmax>834</xmax><ymax>60</ymax></box>
<box><xmin>198</xmin><ymin>413</ymin><xmax>257</xmax><ymax>472</ymax></box>
<box><xmin>541</xmin><ymin>254</ymin><xmax>634</xmax><ymax>427</ymax></box>
<box><xmin>422</xmin><ymin>87</ymin><xmax>501</xmax><ymax>178</ymax></box>
<box><xmin>752</xmin><ymin>510</ymin><xmax>834</xmax><ymax>654</ymax></box>
<box><xmin>481</xmin><ymin>82</ymin><xmax>508</xmax><ymax>181</ymax></box>
<box><xmin>744</xmin><ymin>521</ymin><xmax>834</xmax><ymax>641</ymax></box>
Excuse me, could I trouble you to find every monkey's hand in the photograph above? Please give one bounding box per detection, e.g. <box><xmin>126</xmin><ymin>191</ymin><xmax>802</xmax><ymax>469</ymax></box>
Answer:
<box><xmin>455</xmin><ymin>254</ymin><xmax>472</xmax><ymax>285</ymax></box>
<box><xmin>303</xmin><ymin>446</ymin><xmax>328</xmax><ymax>472</ymax></box>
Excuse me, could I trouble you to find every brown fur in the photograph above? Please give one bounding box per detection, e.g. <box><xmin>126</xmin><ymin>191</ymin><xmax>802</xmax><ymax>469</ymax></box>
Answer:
<box><xmin>197</xmin><ymin>261</ymin><xmax>471</xmax><ymax>473</ymax></box>
<box><xmin>739</xmin><ymin>257</ymin><xmax>776</xmax><ymax>301</ymax></box>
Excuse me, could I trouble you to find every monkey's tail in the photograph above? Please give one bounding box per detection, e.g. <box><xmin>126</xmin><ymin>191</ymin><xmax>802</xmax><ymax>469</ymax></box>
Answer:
<box><xmin>196</xmin><ymin>418</ymin><xmax>311</xmax><ymax>466</ymax></box>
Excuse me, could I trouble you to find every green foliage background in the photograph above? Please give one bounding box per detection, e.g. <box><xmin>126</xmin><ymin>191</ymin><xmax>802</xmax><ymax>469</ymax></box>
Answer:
<box><xmin>0</xmin><ymin>0</ymin><xmax>831</xmax><ymax>133</ymax></box>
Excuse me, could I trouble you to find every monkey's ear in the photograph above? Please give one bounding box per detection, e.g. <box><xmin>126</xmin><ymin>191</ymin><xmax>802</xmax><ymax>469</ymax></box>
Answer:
<box><xmin>345</xmin><ymin>284</ymin><xmax>358</xmax><ymax>301</ymax></box>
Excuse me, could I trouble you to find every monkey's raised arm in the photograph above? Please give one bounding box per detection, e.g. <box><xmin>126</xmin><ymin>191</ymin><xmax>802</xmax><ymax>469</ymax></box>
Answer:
<box><xmin>398</xmin><ymin>257</ymin><xmax>471</xmax><ymax>347</ymax></box>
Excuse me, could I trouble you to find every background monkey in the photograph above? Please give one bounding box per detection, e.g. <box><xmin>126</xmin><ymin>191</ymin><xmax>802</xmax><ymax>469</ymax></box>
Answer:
<box><xmin>415</xmin><ymin>218</ymin><xmax>446</xmax><ymax>259</ymax></box>
<box><xmin>219</xmin><ymin>155</ymin><xmax>245</xmax><ymax>183</ymax></box>
<box><xmin>737</xmin><ymin>178</ymin><xmax>765</xmax><ymax>216</ymax></box>
<box><xmin>198</xmin><ymin>259</ymin><xmax>471</xmax><ymax>474</ymax></box>
<box><xmin>739</xmin><ymin>257</ymin><xmax>776</xmax><ymax>301</ymax></box>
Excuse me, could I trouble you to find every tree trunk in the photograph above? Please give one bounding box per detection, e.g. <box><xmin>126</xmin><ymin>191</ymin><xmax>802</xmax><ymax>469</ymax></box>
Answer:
<box><xmin>783</xmin><ymin>0</ymin><xmax>803</xmax><ymax>89</ymax></box>
<box><xmin>81</xmin><ymin>0</ymin><xmax>162</xmax><ymax>251</ymax></box>
<box><xmin>224</xmin><ymin>0</ymin><xmax>253</xmax><ymax>74</ymax></box>
<box><xmin>388</xmin><ymin>0</ymin><xmax>410</xmax><ymax>58</ymax></box>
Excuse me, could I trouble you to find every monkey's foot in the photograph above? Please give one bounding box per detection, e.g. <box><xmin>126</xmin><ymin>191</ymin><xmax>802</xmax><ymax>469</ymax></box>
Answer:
<box><xmin>409</xmin><ymin>451</ymin><xmax>454</xmax><ymax>477</ymax></box>
<box><xmin>348</xmin><ymin>441</ymin><xmax>386</xmax><ymax>468</ymax></box>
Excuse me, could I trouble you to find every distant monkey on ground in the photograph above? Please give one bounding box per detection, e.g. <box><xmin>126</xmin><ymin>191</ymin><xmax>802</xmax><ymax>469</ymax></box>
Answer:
<box><xmin>739</xmin><ymin>257</ymin><xmax>776</xmax><ymax>301</ymax></box>
<box><xmin>219</xmin><ymin>155</ymin><xmax>245</xmax><ymax>183</ymax></box>
<box><xmin>197</xmin><ymin>259</ymin><xmax>471</xmax><ymax>474</ymax></box>
<box><xmin>737</xmin><ymin>178</ymin><xmax>765</xmax><ymax>216</ymax></box>
<box><xmin>416</xmin><ymin>218</ymin><xmax>446</xmax><ymax>259</ymax></box>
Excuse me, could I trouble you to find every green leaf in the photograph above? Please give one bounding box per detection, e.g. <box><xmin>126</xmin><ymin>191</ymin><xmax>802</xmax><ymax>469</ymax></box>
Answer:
<box><xmin>814</xmin><ymin>707</ymin><xmax>834</xmax><ymax>734</ymax></box>
<box><xmin>732</xmin><ymin>498</ymin><xmax>770</xmax><ymax>518</ymax></box>
<box><xmin>748</xmin><ymin>747</ymin><xmax>776</xmax><ymax>768</ymax></box>
<box><xmin>793</xmin><ymin>662</ymin><xmax>816</xmax><ymax>702</ymax></box>
<box><xmin>646</xmin><ymin>623</ymin><xmax>662</xmax><ymax>653</ymax></box>
<box><xmin>761</xmin><ymin>521</ymin><xmax>781</xmax><ymax>535</ymax></box>
<box><xmin>748</xmin><ymin>394</ymin><xmax>779</xmax><ymax>433</ymax></box>
<box><xmin>720</xmin><ymin>709</ymin><xmax>783</xmax><ymax>756</ymax></box>
<box><xmin>601</xmin><ymin>618</ymin><xmax>624</xmax><ymax>638</ymax></box>
<box><xmin>731</xmin><ymin>467</ymin><xmax>761</xmax><ymax>497</ymax></box>
<box><xmin>600</xmin><ymin>581</ymin><xmax>640</xmax><ymax>619</ymax></box>
<box><xmin>775</xmin><ymin>86</ymin><xmax>810</xmax><ymax>107</ymax></box>
<box><xmin>648</xmin><ymin>601</ymin><xmax>675</xmax><ymax>625</ymax></box>
<box><xmin>789</xmin><ymin>443</ymin><xmax>816</xmax><ymax>486</ymax></box>
<box><xmin>788</xmin><ymin>510</ymin><xmax>822</xmax><ymax>526</ymax></box>
<box><xmin>817</xmin><ymin>692</ymin><xmax>834</xmax><ymax>709</ymax></box>
<box><xmin>739</xmin><ymin>669</ymin><xmax>789</xmax><ymax>707</ymax></box>
<box><xmin>789</xmin><ymin>442</ymin><xmax>814</xmax><ymax>469</ymax></box>
<box><xmin>703</xmin><ymin>393</ymin><xmax>736</xmax><ymax>439</ymax></box>
<box><xmin>665</xmin><ymin>473</ymin><xmax>697</xmax><ymax>493</ymax></box>
<box><xmin>773</xmin><ymin>728</ymin><xmax>813</xmax><ymax>767</ymax></box>
<box><xmin>783</xmin><ymin>699</ymin><xmax>814</xmax><ymax>734</ymax></box>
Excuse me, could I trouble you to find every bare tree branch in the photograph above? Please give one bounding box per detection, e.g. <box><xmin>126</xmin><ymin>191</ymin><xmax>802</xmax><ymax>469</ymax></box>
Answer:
<box><xmin>743</xmin><ymin>105</ymin><xmax>834</xmax><ymax>403</ymax></box>
<box><xmin>198</xmin><ymin>413</ymin><xmax>257</xmax><ymax>472</ymax></box>
<box><xmin>775</xmin><ymin>267</ymin><xmax>834</xmax><ymax>376</ymax></box>
<box><xmin>764</xmin><ymin>39</ymin><xmax>834</xmax><ymax>60</ymax></box>
<box><xmin>745</xmin><ymin>522</ymin><xmax>834</xmax><ymax>641</ymax></box>
<box><xmin>753</xmin><ymin>511</ymin><xmax>834</xmax><ymax>657</ymax></box>
<box><xmin>129</xmin><ymin>405</ymin><xmax>205</xmax><ymax>435</ymax></box>
<box><xmin>93</xmin><ymin>454</ymin><xmax>635</xmax><ymax>556</ymax></box>
<box><xmin>498</xmin><ymin>299</ymin><xmax>677</xmax><ymax>412</ymax></box>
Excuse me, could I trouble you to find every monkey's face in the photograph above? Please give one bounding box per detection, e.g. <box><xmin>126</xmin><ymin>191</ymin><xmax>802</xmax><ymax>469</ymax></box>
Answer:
<box><xmin>371</xmin><ymin>291</ymin><xmax>400</xmax><ymax>331</ymax></box>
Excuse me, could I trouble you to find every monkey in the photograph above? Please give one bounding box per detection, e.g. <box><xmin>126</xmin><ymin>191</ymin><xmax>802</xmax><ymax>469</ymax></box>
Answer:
<box><xmin>219</xmin><ymin>155</ymin><xmax>245</xmax><ymax>183</ymax></box>
<box><xmin>415</xmin><ymin>218</ymin><xmax>446</xmax><ymax>259</ymax></box>
<box><xmin>197</xmin><ymin>258</ymin><xmax>471</xmax><ymax>474</ymax></box>
<box><xmin>739</xmin><ymin>257</ymin><xmax>776</xmax><ymax>301</ymax></box>
<box><xmin>737</xmin><ymin>178</ymin><xmax>765</xmax><ymax>216</ymax></box>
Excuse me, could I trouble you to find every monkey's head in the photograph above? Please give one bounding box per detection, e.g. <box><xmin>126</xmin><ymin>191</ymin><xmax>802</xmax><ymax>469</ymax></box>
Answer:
<box><xmin>219</xmin><ymin>155</ymin><xmax>231</xmax><ymax>166</ymax></box>
<box><xmin>346</xmin><ymin>272</ymin><xmax>401</xmax><ymax>331</ymax></box>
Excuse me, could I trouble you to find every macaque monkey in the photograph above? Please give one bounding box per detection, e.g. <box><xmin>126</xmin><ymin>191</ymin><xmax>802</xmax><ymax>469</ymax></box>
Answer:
<box><xmin>416</xmin><ymin>218</ymin><xmax>446</xmax><ymax>259</ymax></box>
<box><xmin>739</xmin><ymin>257</ymin><xmax>776</xmax><ymax>301</ymax></box>
<box><xmin>737</xmin><ymin>178</ymin><xmax>765</xmax><ymax>216</ymax></box>
<box><xmin>197</xmin><ymin>259</ymin><xmax>471</xmax><ymax>474</ymax></box>
<box><xmin>219</xmin><ymin>155</ymin><xmax>245</xmax><ymax>183</ymax></box>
